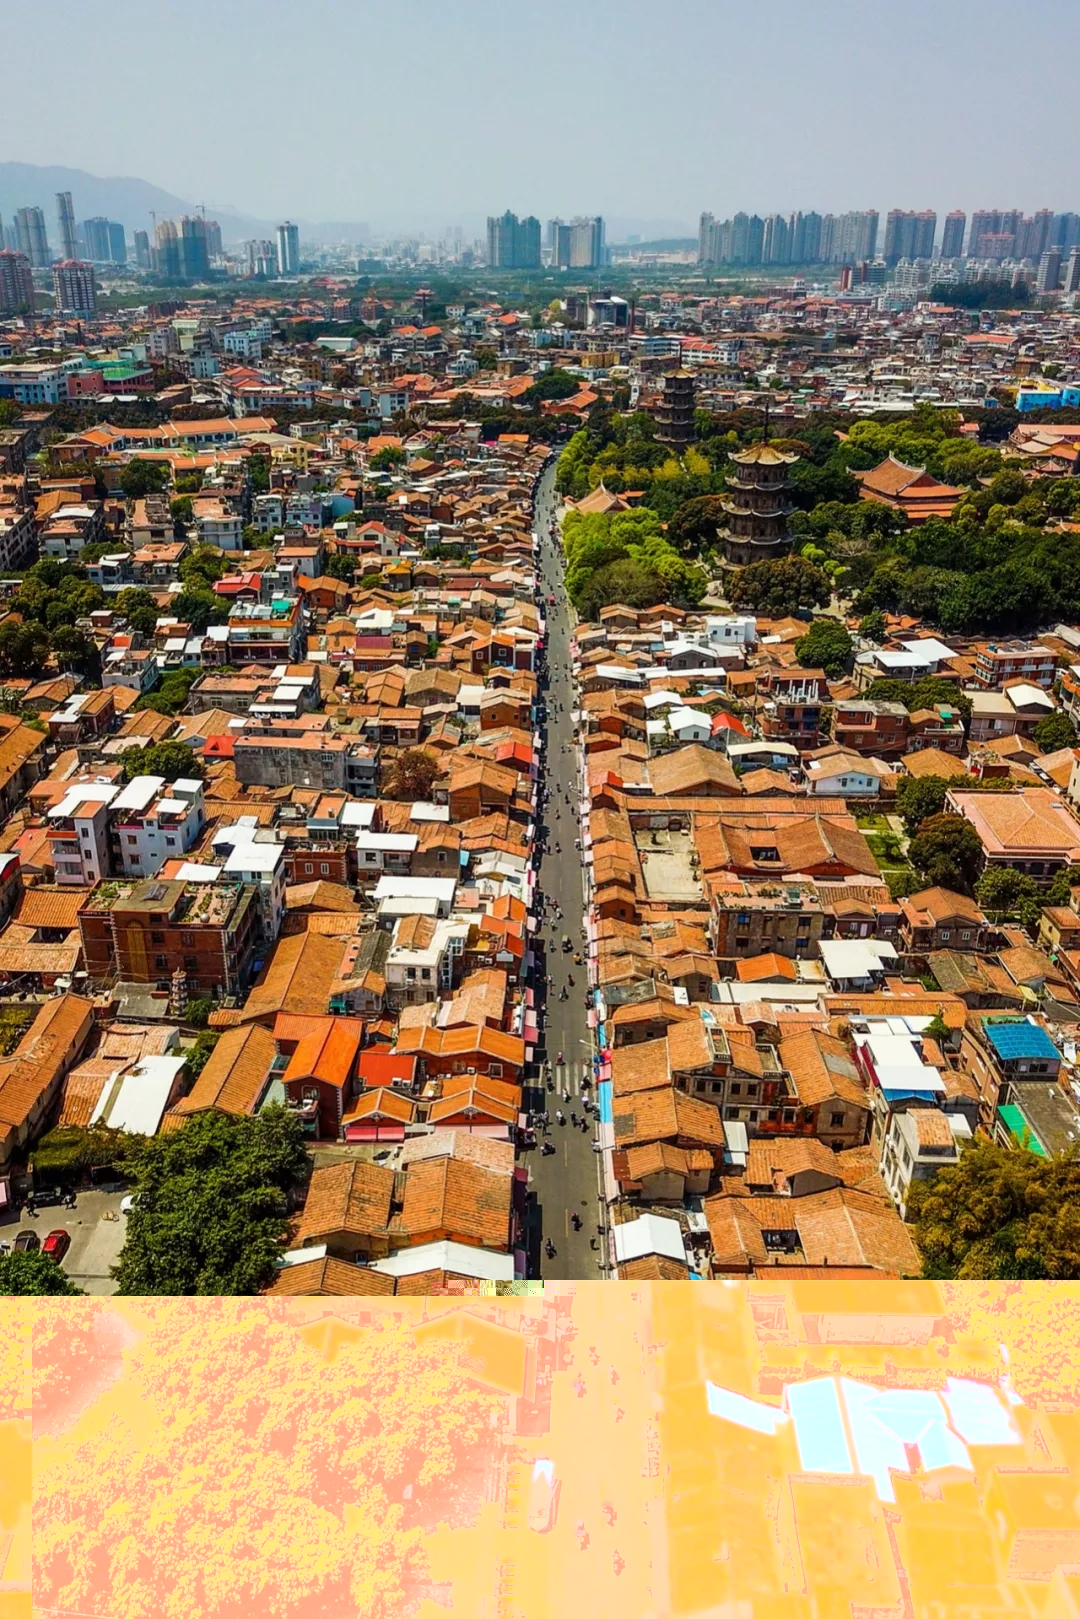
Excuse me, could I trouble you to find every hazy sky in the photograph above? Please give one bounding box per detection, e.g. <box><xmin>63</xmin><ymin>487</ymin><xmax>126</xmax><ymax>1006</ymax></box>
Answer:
<box><xmin>3</xmin><ymin>0</ymin><xmax>1079</xmax><ymax>231</ymax></box>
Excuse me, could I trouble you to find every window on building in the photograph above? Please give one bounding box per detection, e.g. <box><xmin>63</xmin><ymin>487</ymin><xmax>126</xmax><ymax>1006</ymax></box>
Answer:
<box><xmin>490</xmin><ymin>1063</ymin><xmax>502</xmax><ymax>1078</ymax></box>
<box><xmin>127</xmin><ymin>835</ymin><xmax>138</xmax><ymax>845</ymax></box>
<box><xmin>154</xmin><ymin>955</ymin><xmax>167</xmax><ymax>970</ymax></box>
<box><xmin>151</xmin><ymin>932</ymin><xmax>164</xmax><ymax>945</ymax></box>
<box><xmin>782</xmin><ymin>1109</ymin><xmax>795</xmax><ymax>1123</ymax></box>
<box><xmin>711</xmin><ymin>1081</ymin><xmax>723</xmax><ymax>1094</ymax></box>
<box><xmin>730</xmin><ymin>1082</ymin><xmax>741</xmax><ymax>1096</ymax></box>
<box><xmin>80</xmin><ymin>826</ymin><xmax>90</xmax><ymax>839</ymax></box>
<box><xmin>166</xmin><ymin>836</ymin><xmax>176</xmax><ymax>847</ymax></box>
<box><xmin>830</xmin><ymin>1111</ymin><xmax>845</xmax><ymax>1127</ymax></box>
<box><xmin>304</xmin><ymin>863</ymin><xmax>313</xmax><ymax>875</ymax></box>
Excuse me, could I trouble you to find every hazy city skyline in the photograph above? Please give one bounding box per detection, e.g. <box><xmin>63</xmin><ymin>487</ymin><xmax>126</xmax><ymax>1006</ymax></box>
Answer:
<box><xmin>2</xmin><ymin>0</ymin><xmax>1078</xmax><ymax>234</ymax></box>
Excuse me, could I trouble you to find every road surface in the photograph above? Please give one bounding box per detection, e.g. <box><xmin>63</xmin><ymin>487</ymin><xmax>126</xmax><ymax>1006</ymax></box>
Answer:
<box><xmin>524</xmin><ymin>464</ymin><xmax>607</xmax><ymax>1280</ymax></box>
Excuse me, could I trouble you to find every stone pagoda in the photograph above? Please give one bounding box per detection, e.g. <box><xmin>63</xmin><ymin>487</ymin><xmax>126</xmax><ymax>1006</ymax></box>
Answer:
<box><xmin>718</xmin><ymin>442</ymin><xmax>800</xmax><ymax>566</ymax></box>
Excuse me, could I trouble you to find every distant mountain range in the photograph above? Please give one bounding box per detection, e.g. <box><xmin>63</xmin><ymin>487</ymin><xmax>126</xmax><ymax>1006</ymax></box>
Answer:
<box><xmin>0</xmin><ymin>162</ymin><xmax>371</xmax><ymax>246</ymax></box>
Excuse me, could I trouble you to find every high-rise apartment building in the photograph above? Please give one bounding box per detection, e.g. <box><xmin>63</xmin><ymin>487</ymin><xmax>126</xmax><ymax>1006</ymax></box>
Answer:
<box><xmin>133</xmin><ymin>230</ymin><xmax>150</xmax><ymax>269</ymax></box>
<box><xmin>762</xmin><ymin>214</ymin><xmax>790</xmax><ymax>264</ymax></box>
<box><xmin>486</xmin><ymin>211</ymin><xmax>542</xmax><ymax>269</ymax></box>
<box><xmin>1064</xmin><ymin>246</ymin><xmax>1080</xmax><ymax>295</ymax></box>
<box><xmin>82</xmin><ymin>218</ymin><xmax>113</xmax><ymax>262</ymax></box>
<box><xmin>0</xmin><ymin>251</ymin><xmax>35</xmax><ymax>315</ymax></box>
<box><xmin>969</xmin><ymin>210</ymin><xmax>1000</xmax><ymax>257</ymax></box>
<box><xmin>795</xmin><ymin>211</ymin><xmax>821</xmax><ymax>263</ymax></box>
<box><xmin>153</xmin><ymin>219</ymin><xmax>182</xmax><ymax>281</ymax></box>
<box><xmin>180</xmin><ymin>216</ymin><xmax>210</xmax><ymax>281</ymax></box>
<box><xmin>53</xmin><ymin>260</ymin><xmax>97</xmax><ymax>317</ymax></box>
<box><xmin>883</xmin><ymin>209</ymin><xmax>936</xmax><ymax>264</ymax></box>
<box><xmin>107</xmin><ymin>221</ymin><xmax>127</xmax><ymax>266</ymax></box>
<box><xmin>15</xmin><ymin>207</ymin><xmax>50</xmax><ymax>268</ymax></box>
<box><xmin>248</xmin><ymin>240</ymin><xmax>277</xmax><ymax>277</ymax></box>
<box><xmin>1036</xmin><ymin>250</ymin><xmax>1061</xmax><ymax>294</ymax></box>
<box><xmin>1051</xmin><ymin>213</ymin><xmax>1080</xmax><ymax>253</ymax></box>
<box><xmin>55</xmin><ymin>192</ymin><xmax>77</xmax><ymax>261</ymax></box>
<box><xmin>569</xmin><ymin>216</ymin><xmax>604</xmax><ymax>269</ymax></box>
<box><xmin>276</xmin><ymin>221</ymin><xmax>300</xmax><ymax>276</ymax></box>
<box><xmin>205</xmin><ymin>220</ymin><xmax>223</xmax><ymax>261</ymax></box>
<box><xmin>940</xmin><ymin>211</ymin><xmax>966</xmax><ymax>259</ymax></box>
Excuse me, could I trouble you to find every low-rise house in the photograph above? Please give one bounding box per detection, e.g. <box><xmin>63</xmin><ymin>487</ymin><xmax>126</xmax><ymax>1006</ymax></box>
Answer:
<box><xmin>879</xmin><ymin>1107</ymin><xmax>964</xmax><ymax>1220</ymax></box>
<box><xmin>899</xmin><ymin>887</ymin><xmax>989</xmax><ymax>957</ymax></box>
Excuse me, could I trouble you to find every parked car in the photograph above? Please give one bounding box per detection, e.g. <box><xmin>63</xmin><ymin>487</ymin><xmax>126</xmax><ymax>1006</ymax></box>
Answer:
<box><xmin>120</xmin><ymin>1194</ymin><xmax>136</xmax><ymax>1214</ymax></box>
<box><xmin>13</xmin><ymin>1230</ymin><xmax>39</xmax><ymax>1252</ymax></box>
<box><xmin>31</xmin><ymin>1186</ymin><xmax>63</xmax><ymax>1209</ymax></box>
<box><xmin>42</xmin><ymin>1230</ymin><xmax>71</xmax><ymax>1262</ymax></box>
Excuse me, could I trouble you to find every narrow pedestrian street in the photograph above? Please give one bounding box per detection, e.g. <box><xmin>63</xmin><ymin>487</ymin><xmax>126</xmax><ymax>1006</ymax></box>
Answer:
<box><xmin>524</xmin><ymin>464</ymin><xmax>607</xmax><ymax>1280</ymax></box>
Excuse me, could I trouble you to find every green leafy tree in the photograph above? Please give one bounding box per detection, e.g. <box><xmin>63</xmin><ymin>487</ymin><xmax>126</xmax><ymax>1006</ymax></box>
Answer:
<box><xmin>974</xmin><ymin>865</ymin><xmax>1041</xmax><ymax>917</ymax></box>
<box><xmin>120</xmin><ymin>740</ymin><xmax>202</xmax><ymax>783</ymax></box>
<box><xmin>369</xmin><ymin>444</ymin><xmax>406</xmax><ymax>470</ymax></box>
<box><xmin>0</xmin><ymin>1250</ymin><xmax>83</xmax><ymax>1296</ymax></box>
<box><xmin>1045</xmin><ymin>863</ymin><xmax>1080</xmax><ymax>906</ymax></box>
<box><xmin>908</xmin><ymin>812</ymin><xmax>984</xmax><ymax>895</ymax></box>
<box><xmin>170</xmin><ymin>494</ymin><xmax>194</xmax><ymax>527</ymax></box>
<box><xmin>858</xmin><ymin>611</ymin><xmax>887</xmax><ymax>642</ymax></box>
<box><xmin>174</xmin><ymin>472</ymin><xmax>204</xmax><ymax>494</ymax></box>
<box><xmin>115</xmin><ymin>586</ymin><xmax>162</xmax><ymax>637</ymax></box>
<box><xmin>728</xmin><ymin>555</ymin><xmax>831</xmax><ymax>617</ymax></box>
<box><xmin>1034</xmin><ymin>711</ymin><xmax>1077</xmax><ymax>753</ymax></box>
<box><xmin>49</xmin><ymin>625</ymin><xmax>97</xmax><ymax>674</ymax></box>
<box><xmin>794</xmin><ymin>619</ymin><xmax>853</xmax><ymax>678</ymax></box>
<box><xmin>523</xmin><ymin>367</ymin><xmax>582</xmax><ymax>403</ymax></box>
<box><xmin>0</xmin><ymin>619</ymin><xmax>50</xmax><ymax>677</ymax></box>
<box><xmin>119</xmin><ymin>460</ymin><xmax>170</xmax><ymax>499</ymax></box>
<box><xmin>171</xmin><ymin>587</ymin><xmax>228</xmax><ymax>634</ymax></box>
<box><xmin>666</xmin><ymin>494</ymin><xmax>728</xmax><ymax>555</ymax></box>
<box><xmin>577</xmin><ymin>558</ymin><xmax>666</xmax><ymax>620</ymax></box>
<box><xmin>185</xmin><ymin>998</ymin><xmax>214</xmax><ymax>1030</ymax></box>
<box><xmin>179</xmin><ymin>546</ymin><xmax>227</xmax><ymax>590</ymax></box>
<box><xmin>895</xmin><ymin>774</ymin><xmax>948</xmax><ymax>833</ymax></box>
<box><xmin>324</xmin><ymin>551</ymin><xmax>358</xmax><ymax>582</ymax></box>
<box><xmin>113</xmin><ymin>1106</ymin><xmax>307</xmax><ymax>1295</ymax></box>
<box><xmin>185</xmin><ymin>1029</ymin><xmax>219</xmax><ymax>1078</ymax></box>
<box><xmin>910</xmin><ymin>1137</ymin><xmax>1080</xmax><ymax>1279</ymax></box>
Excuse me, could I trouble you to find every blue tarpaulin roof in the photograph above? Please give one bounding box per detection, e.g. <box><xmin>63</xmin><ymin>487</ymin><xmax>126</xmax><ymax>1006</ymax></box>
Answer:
<box><xmin>983</xmin><ymin>1020</ymin><xmax>1058</xmax><ymax>1062</ymax></box>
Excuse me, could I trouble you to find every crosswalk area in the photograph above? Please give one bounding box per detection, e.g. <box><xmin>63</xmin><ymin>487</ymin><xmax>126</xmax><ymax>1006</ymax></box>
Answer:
<box><xmin>552</xmin><ymin>1060</ymin><xmax>593</xmax><ymax>1098</ymax></box>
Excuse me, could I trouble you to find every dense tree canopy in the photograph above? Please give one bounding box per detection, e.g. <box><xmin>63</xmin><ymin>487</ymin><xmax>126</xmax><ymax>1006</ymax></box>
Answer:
<box><xmin>895</xmin><ymin>774</ymin><xmax>949</xmax><ymax>834</ymax></box>
<box><xmin>0</xmin><ymin>1250</ymin><xmax>83</xmax><ymax>1296</ymax></box>
<box><xmin>120</xmin><ymin>740</ymin><xmax>202</xmax><ymax>782</ymax></box>
<box><xmin>113</xmin><ymin>1107</ymin><xmax>307</xmax><ymax>1295</ymax></box>
<box><xmin>119</xmin><ymin>459</ymin><xmax>170</xmax><ymax>499</ymax></box>
<box><xmin>728</xmin><ymin>555</ymin><xmax>831</xmax><ymax>616</ymax></box>
<box><xmin>974</xmin><ymin>864</ymin><xmax>1042</xmax><ymax>924</ymax></box>
<box><xmin>910</xmin><ymin>1138</ymin><xmax>1080</xmax><ymax>1279</ymax></box>
<box><xmin>1034</xmin><ymin>711</ymin><xmax>1077</xmax><ymax>753</ymax></box>
<box><xmin>793</xmin><ymin>618</ymin><xmax>853</xmax><ymax>677</ymax></box>
<box><xmin>908</xmin><ymin>812</ymin><xmax>984</xmax><ymax>895</ymax></box>
<box><xmin>562</xmin><ymin>506</ymin><xmax>705</xmax><ymax>616</ymax></box>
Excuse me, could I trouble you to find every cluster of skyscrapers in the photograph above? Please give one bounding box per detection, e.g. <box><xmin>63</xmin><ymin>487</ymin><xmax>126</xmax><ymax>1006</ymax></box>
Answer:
<box><xmin>699</xmin><ymin>206</ymin><xmax>1080</xmax><ymax>270</ymax></box>
<box><xmin>485</xmin><ymin>212</ymin><xmax>606</xmax><ymax>270</ymax></box>
<box><xmin>0</xmin><ymin>196</ymin><xmax>126</xmax><ymax>267</ymax></box>
<box><xmin>243</xmin><ymin>222</ymin><xmax>300</xmax><ymax>279</ymax></box>
<box><xmin>698</xmin><ymin>210</ymin><xmax>879</xmax><ymax>267</ymax></box>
